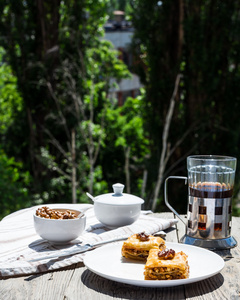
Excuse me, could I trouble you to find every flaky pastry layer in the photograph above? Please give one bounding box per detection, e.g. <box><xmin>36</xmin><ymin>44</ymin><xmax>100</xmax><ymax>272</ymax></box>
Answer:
<box><xmin>144</xmin><ymin>249</ymin><xmax>189</xmax><ymax>280</ymax></box>
<box><xmin>122</xmin><ymin>234</ymin><xmax>166</xmax><ymax>261</ymax></box>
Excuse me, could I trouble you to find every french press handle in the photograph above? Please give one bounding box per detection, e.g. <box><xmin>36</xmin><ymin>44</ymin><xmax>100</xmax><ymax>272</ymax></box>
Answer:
<box><xmin>164</xmin><ymin>176</ymin><xmax>188</xmax><ymax>225</ymax></box>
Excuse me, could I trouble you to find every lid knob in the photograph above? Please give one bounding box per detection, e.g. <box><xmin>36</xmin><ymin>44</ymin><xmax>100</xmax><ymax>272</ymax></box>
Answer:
<box><xmin>112</xmin><ymin>183</ymin><xmax>124</xmax><ymax>195</ymax></box>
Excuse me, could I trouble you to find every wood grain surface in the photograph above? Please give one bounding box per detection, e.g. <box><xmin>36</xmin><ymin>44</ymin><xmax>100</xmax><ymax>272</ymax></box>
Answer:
<box><xmin>0</xmin><ymin>212</ymin><xmax>239</xmax><ymax>300</ymax></box>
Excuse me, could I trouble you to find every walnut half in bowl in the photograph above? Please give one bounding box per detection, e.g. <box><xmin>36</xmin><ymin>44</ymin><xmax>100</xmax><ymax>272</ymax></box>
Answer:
<box><xmin>36</xmin><ymin>206</ymin><xmax>80</xmax><ymax>220</ymax></box>
<box><xmin>33</xmin><ymin>206</ymin><xmax>86</xmax><ymax>244</ymax></box>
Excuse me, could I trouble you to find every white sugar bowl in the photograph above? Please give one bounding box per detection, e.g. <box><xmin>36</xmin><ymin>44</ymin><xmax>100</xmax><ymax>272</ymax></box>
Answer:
<box><xmin>87</xmin><ymin>183</ymin><xmax>144</xmax><ymax>228</ymax></box>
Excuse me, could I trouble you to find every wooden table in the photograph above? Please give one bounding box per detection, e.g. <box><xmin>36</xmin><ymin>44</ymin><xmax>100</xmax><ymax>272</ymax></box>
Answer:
<box><xmin>0</xmin><ymin>212</ymin><xmax>240</xmax><ymax>300</ymax></box>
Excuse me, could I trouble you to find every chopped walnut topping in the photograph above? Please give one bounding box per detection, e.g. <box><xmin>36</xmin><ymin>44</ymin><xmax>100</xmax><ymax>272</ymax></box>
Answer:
<box><xmin>36</xmin><ymin>206</ymin><xmax>78</xmax><ymax>219</ymax></box>
<box><xmin>136</xmin><ymin>232</ymin><xmax>150</xmax><ymax>241</ymax></box>
<box><xmin>158</xmin><ymin>249</ymin><xmax>175</xmax><ymax>260</ymax></box>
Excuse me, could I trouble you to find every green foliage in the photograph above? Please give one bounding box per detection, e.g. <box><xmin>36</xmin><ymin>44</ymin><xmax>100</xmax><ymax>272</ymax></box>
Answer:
<box><xmin>34</xmin><ymin>1</ymin><xmax>130</xmax><ymax>201</ymax></box>
<box><xmin>0</xmin><ymin>47</ymin><xmax>23</xmax><ymax>135</ymax></box>
<box><xmin>0</xmin><ymin>0</ymin><xmax>131</xmax><ymax>206</ymax></box>
<box><xmin>0</xmin><ymin>149</ymin><xmax>31</xmax><ymax>220</ymax></box>
<box><xmin>114</xmin><ymin>95</ymin><xmax>150</xmax><ymax>157</ymax></box>
<box><xmin>0</xmin><ymin>47</ymin><xmax>32</xmax><ymax>218</ymax></box>
<box><xmin>1</xmin><ymin>0</ymin><xmax>240</xmax><ymax>217</ymax></box>
<box><xmin>130</xmin><ymin>0</ymin><xmax>240</xmax><ymax>214</ymax></box>
<box><xmin>103</xmin><ymin>91</ymin><xmax>150</xmax><ymax>193</ymax></box>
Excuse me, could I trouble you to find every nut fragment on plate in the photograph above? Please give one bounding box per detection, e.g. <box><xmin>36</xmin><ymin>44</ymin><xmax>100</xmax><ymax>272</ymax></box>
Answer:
<box><xmin>158</xmin><ymin>248</ymin><xmax>175</xmax><ymax>260</ymax></box>
<box><xmin>136</xmin><ymin>232</ymin><xmax>150</xmax><ymax>241</ymax></box>
<box><xmin>36</xmin><ymin>206</ymin><xmax>78</xmax><ymax>219</ymax></box>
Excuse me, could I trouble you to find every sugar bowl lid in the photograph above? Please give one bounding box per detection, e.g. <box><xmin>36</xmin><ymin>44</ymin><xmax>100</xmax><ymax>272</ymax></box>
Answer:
<box><xmin>93</xmin><ymin>183</ymin><xmax>144</xmax><ymax>206</ymax></box>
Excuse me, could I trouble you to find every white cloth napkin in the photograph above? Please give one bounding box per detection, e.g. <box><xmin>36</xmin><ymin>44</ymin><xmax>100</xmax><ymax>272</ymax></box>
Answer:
<box><xmin>0</xmin><ymin>204</ymin><xmax>178</xmax><ymax>277</ymax></box>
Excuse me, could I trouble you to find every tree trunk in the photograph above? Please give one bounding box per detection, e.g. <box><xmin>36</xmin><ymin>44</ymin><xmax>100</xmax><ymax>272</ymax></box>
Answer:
<box><xmin>151</xmin><ymin>74</ymin><xmax>182</xmax><ymax>212</ymax></box>
<box><xmin>141</xmin><ymin>169</ymin><xmax>148</xmax><ymax>199</ymax></box>
<box><xmin>71</xmin><ymin>129</ymin><xmax>77</xmax><ymax>203</ymax></box>
<box><xmin>124</xmin><ymin>146</ymin><xmax>131</xmax><ymax>193</ymax></box>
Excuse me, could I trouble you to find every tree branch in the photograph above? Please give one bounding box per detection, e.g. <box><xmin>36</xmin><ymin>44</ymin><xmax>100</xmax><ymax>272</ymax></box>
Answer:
<box><xmin>151</xmin><ymin>73</ymin><xmax>182</xmax><ymax>212</ymax></box>
<box><xmin>46</xmin><ymin>81</ymin><xmax>71</xmax><ymax>143</ymax></box>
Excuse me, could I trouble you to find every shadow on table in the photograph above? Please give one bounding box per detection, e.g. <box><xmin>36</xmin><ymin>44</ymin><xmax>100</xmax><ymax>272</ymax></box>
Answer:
<box><xmin>28</xmin><ymin>238</ymin><xmax>83</xmax><ymax>253</ymax></box>
<box><xmin>81</xmin><ymin>270</ymin><xmax>224</xmax><ymax>299</ymax></box>
<box><xmin>27</xmin><ymin>225</ymin><xmax>174</xmax><ymax>254</ymax></box>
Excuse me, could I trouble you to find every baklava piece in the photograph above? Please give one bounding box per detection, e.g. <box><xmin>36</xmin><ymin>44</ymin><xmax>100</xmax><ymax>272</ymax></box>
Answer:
<box><xmin>144</xmin><ymin>248</ymin><xmax>189</xmax><ymax>280</ymax></box>
<box><xmin>121</xmin><ymin>232</ymin><xmax>166</xmax><ymax>261</ymax></box>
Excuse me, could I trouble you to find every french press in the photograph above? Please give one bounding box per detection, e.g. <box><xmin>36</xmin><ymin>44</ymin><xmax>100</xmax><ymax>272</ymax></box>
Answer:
<box><xmin>164</xmin><ymin>155</ymin><xmax>237</xmax><ymax>250</ymax></box>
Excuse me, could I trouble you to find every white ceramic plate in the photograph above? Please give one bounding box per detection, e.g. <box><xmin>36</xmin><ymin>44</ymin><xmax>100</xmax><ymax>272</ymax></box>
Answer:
<box><xmin>83</xmin><ymin>242</ymin><xmax>224</xmax><ymax>287</ymax></box>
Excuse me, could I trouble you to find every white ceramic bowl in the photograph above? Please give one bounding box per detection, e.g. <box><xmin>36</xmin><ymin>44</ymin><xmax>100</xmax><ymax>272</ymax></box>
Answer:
<box><xmin>33</xmin><ymin>207</ymin><xmax>86</xmax><ymax>244</ymax></box>
<box><xmin>90</xmin><ymin>183</ymin><xmax>144</xmax><ymax>228</ymax></box>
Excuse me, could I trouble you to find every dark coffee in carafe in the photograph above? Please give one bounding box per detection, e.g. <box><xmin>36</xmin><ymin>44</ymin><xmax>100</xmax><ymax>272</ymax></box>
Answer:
<box><xmin>164</xmin><ymin>155</ymin><xmax>237</xmax><ymax>249</ymax></box>
<box><xmin>186</xmin><ymin>159</ymin><xmax>235</xmax><ymax>240</ymax></box>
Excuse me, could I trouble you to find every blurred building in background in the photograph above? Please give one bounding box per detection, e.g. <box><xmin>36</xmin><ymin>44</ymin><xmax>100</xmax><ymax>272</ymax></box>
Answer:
<box><xmin>104</xmin><ymin>11</ymin><xmax>142</xmax><ymax>106</ymax></box>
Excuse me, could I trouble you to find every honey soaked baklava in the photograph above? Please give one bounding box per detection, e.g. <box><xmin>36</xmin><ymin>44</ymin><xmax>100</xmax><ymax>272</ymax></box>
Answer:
<box><xmin>122</xmin><ymin>232</ymin><xmax>166</xmax><ymax>261</ymax></box>
<box><xmin>144</xmin><ymin>248</ymin><xmax>189</xmax><ymax>280</ymax></box>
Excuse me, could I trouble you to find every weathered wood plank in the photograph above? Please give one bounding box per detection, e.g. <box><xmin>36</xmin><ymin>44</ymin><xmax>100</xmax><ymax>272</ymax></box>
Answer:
<box><xmin>0</xmin><ymin>263</ymin><xmax>83</xmax><ymax>300</ymax></box>
<box><xmin>70</xmin><ymin>267</ymin><xmax>186</xmax><ymax>300</ymax></box>
<box><xmin>159</xmin><ymin>214</ymin><xmax>240</xmax><ymax>300</ymax></box>
<box><xmin>62</xmin><ymin>212</ymin><xmax>186</xmax><ymax>300</ymax></box>
<box><xmin>183</xmin><ymin>216</ymin><xmax>240</xmax><ymax>300</ymax></box>
<box><xmin>0</xmin><ymin>214</ymin><xmax>239</xmax><ymax>300</ymax></box>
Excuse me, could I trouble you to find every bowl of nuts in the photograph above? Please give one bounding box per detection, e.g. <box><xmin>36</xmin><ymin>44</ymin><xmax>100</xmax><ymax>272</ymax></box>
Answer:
<box><xmin>33</xmin><ymin>206</ymin><xmax>86</xmax><ymax>244</ymax></box>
